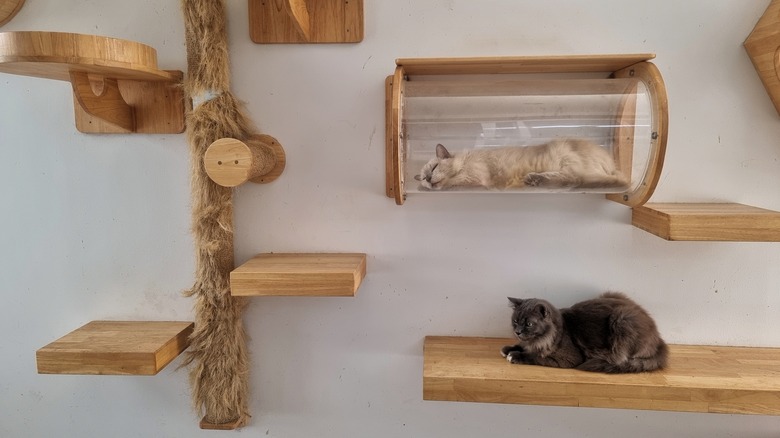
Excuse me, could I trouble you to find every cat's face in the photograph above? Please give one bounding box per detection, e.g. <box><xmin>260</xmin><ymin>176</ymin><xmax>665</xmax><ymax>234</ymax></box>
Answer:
<box><xmin>414</xmin><ymin>144</ymin><xmax>459</xmax><ymax>190</ymax></box>
<box><xmin>508</xmin><ymin>297</ymin><xmax>557</xmax><ymax>348</ymax></box>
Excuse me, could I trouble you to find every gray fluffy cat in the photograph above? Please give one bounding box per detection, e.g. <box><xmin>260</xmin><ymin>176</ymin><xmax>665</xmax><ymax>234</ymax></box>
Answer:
<box><xmin>501</xmin><ymin>292</ymin><xmax>668</xmax><ymax>373</ymax></box>
<box><xmin>414</xmin><ymin>139</ymin><xmax>628</xmax><ymax>190</ymax></box>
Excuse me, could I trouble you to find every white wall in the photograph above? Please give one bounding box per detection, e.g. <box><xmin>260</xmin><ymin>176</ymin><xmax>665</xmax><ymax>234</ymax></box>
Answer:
<box><xmin>2</xmin><ymin>1</ymin><xmax>780</xmax><ymax>436</ymax></box>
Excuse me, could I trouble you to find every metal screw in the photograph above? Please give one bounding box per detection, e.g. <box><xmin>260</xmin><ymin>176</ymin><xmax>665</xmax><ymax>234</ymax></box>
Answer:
<box><xmin>651</xmin><ymin>131</ymin><xmax>658</xmax><ymax>140</ymax></box>
<box><xmin>623</xmin><ymin>195</ymin><xmax>629</xmax><ymax>201</ymax></box>
<box><xmin>629</xmin><ymin>69</ymin><xmax>635</xmax><ymax>77</ymax></box>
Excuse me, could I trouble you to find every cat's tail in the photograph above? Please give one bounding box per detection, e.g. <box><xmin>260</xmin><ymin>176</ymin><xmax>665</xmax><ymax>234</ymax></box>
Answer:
<box><xmin>576</xmin><ymin>343</ymin><xmax>669</xmax><ymax>374</ymax></box>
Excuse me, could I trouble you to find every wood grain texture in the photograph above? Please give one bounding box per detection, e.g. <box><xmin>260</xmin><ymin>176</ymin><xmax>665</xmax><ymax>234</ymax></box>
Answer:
<box><xmin>744</xmin><ymin>0</ymin><xmax>780</xmax><ymax>116</ymax></box>
<box><xmin>231</xmin><ymin>253</ymin><xmax>367</xmax><ymax>297</ymax></box>
<box><xmin>396</xmin><ymin>54</ymin><xmax>655</xmax><ymax>76</ymax></box>
<box><xmin>0</xmin><ymin>0</ymin><xmax>24</xmax><ymax>27</ymax></box>
<box><xmin>249</xmin><ymin>0</ymin><xmax>363</xmax><ymax>44</ymax></box>
<box><xmin>632</xmin><ymin>203</ymin><xmax>780</xmax><ymax>241</ymax></box>
<box><xmin>36</xmin><ymin>321</ymin><xmax>194</xmax><ymax>375</ymax></box>
<box><xmin>70</xmin><ymin>71</ymin><xmax>135</xmax><ymax>132</ymax></box>
<box><xmin>385</xmin><ymin>75</ymin><xmax>395</xmax><ymax>199</ymax></box>
<box><xmin>391</xmin><ymin>66</ymin><xmax>405</xmax><ymax>205</ymax></box>
<box><xmin>204</xmin><ymin>135</ymin><xmax>285</xmax><ymax>187</ymax></box>
<box><xmin>424</xmin><ymin>336</ymin><xmax>780</xmax><ymax>415</ymax></box>
<box><xmin>0</xmin><ymin>31</ymin><xmax>177</xmax><ymax>81</ymax></box>
<box><xmin>200</xmin><ymin>416</ymin><xmax>242</xmax><ymax>430</ymax></box>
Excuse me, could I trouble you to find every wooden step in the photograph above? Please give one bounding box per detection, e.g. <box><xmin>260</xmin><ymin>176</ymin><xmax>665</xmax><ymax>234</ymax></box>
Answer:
<box><xmin>423</xmin><ymin>336</ymin><xmax>780</xmax><ymax>415</ymax></box>
<box><xmin>230</xmin><ymin>253</ymin><xmax>366</xmax><ymax>297</ymax></box>
<box><xmin>37</xmin><ymin>321</ymin><xmax>194</xmax><ymax>375</ymax></box>
<box><xmin>632</xmin><ymin>203</ymin><xmax>780</xmax><ymax>241</ymax></box>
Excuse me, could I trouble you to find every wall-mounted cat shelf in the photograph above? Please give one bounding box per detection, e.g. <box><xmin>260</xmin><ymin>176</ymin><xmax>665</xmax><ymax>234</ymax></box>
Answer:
<box><xmin>249</xmin><ymin>0</ymin><xmax>363</xmax><ymax>44</ymax></box>
<box><xmin>424</xmin><ymin>336</ymin><xmax>780</xmax><ymax>415</ymax></box>
<box><xmin>204</xmin><ymin>135</ymin><xmax>286</xmax><ymax>187</ymax></box>
<box><xmin>0</xmin><ymin>0</ymin><xmax>24</xmax><ymax>27</ymax></box>
<box><xmin>230</xmin><ymin>253</ymin><xmax>366</xmax><ymax>296</ymax></box>
<box><xmin>386</xmin><ymin>54</ymin><xmax>669</xmax><ymax>206</ymax></box>
<box><xmin>0</xmin><ymin>31</ymin><xmax>187</xmax><ymax>133</ymax></box>
<box><xmin>37</xmin><ymin>321</ymin><xmax>194</xmax><ymax>375</ymax></box>
<box><xmin>745</xmin><ymin>0</ymin><xmax>780</xmax><ymax>116</ymax></box>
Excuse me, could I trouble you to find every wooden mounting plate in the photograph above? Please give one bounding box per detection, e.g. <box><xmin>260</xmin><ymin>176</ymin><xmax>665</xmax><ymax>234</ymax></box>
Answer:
<box><xmin>632</xmin><ymin>203</ymin><xmax>780</xmax><ymax>241</ymax></box>
<box><xmin>425</xmin><ymin>336</ymin><xmax>780</xmax><ymax>415</ymax></box>
<box><xmin>36</xmin><ymin>321</ymin><xmax>194</xmax><ymax>375</ymax></box>
<box><xmin>249</xmin><ymin>134</ymin><xmax>286</xmax><ymax>184</ymax></box>
<box><xmin>249</xmin><ymin>0</ymin><xmax>363</xmax><ymax>44</ymax></box>
<box><xmin>0</xmin><ymin>0</ymin><xmax>25</xmax><ymax>27</ymax></box>
<box><xmin>200</xmin><ymin>416</ymin><xmax>243</xmax><ymax>430</ymax></box>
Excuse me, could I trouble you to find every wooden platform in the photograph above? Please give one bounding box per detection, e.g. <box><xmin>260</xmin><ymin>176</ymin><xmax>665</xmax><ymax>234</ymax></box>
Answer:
<box><xmin>36</xmin><ymin>321</ymin><xmax>194</xmax><ymax>375</ymax></box>
<box><xmin>230</xmin><ymin>253</ymin><xmax>366</xmax><ymax>296</ymax></box>
<box><xmin>632</xmin><ymin>203</ymin><xmax>780</xmax><ymax>241</ymax></box>
<box><xmin>423</xmin><ymin>336</ymin><xmax>780</xmax><ymax>415</ymax></box>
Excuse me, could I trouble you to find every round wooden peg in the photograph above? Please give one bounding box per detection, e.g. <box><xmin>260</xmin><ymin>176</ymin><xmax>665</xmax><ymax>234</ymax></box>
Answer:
<box><xmin>204</xmin><ymin>134</ymin><xmax>286</xmax><ymax>187</ymax></box>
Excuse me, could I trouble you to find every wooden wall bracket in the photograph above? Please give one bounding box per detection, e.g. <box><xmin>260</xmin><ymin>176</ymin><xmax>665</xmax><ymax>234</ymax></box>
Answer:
<box><xmin>249</xmin><ymin>0</ymin><xmax>363</xmax><ymax>44</ymax></box>
<box><xmin>0</xmin><ymin>31</ymin><xmax>187</xmax><ymax>133</ymax></box>
<box><xmin>204</xmin><ymin>135</ymin><xmax>286</xmax><ymax>187</ymax></box>
<box><xmin>744</xmin><ymin>0</ymin><xmax>780</xmax><ymax>116</ymax></box>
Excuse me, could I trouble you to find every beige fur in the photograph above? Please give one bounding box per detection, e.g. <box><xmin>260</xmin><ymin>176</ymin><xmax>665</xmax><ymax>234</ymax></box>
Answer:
<box><xmin>181</xmin><ymin>0</ymin><xmax>254</xmax><ymax>428</ymax></box>
<box><xmin>415</xmin><ymin>139</ymin><xmax>628</xmax><ymax>190</ymax></box>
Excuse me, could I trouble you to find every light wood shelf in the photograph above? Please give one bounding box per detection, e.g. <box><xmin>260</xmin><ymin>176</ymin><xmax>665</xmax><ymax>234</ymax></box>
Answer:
<box><xmin>230</xmin><ymin>253</ymin><xmax>366</xmax><ymax>297</ymax></box>
<box><xmin>632</xmin><ymin>203</ymin><xmax>780</xmax><ymax>241</ymax></box>
<box><xmin>0</xmin><ymin>31</ymin><xmax>186</xmax><ymax>133</ymax></box>
<box><xmin>204</xmin><ymin>135</ymin><xmax>286</xmax><ymax>187</ymax></box>
<box><xmin>249</xmin><ymin>0</ymin><xmax>363</xmax><ymax>44</ymax></box>
<box><xmin>423</xmin><ymin>336</ymin><xmax>780</xmax><ymax>415</ymax></box>
<box><xmin>36</xmin><ymin>321</ymin><xmax>194</xmax><ymax>375</ymax></box>
<box><xmin>744</xmin><ymin>0</ymin><xmax>780</xmax><ymax>116</ymax></box>
<box><xmin>0</xmin><ymin>0</ymin><xmax>24</xmax><ymax>27</ymax></box>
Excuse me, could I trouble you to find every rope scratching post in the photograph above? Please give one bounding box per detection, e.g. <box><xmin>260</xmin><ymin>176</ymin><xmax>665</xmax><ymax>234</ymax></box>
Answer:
<box><xmin>181</xmin><ymin>0</ymin><xmax>254</xmax><ymax>429</ymax></box>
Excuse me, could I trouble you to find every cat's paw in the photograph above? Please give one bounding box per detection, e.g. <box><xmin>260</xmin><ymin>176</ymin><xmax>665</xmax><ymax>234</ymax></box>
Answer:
<box><xmin>524</xmin><ymin>173</ymin><xmax>547</xmax><ymax>187</ymax></box>
<box><xmin>506</xmin><ymin>351</ymin><xmax>525</xmax><ymax>364</ymax></box>
<box><xmin>501</xmin><ymin>345</ymin><xmax>520</xmax><ymax>358</ymax></box>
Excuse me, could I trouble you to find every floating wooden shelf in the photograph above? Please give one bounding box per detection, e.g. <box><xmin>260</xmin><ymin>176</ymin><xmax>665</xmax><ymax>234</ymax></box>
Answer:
<box><xmin>230</xmin><ymin>253</ymin><xmax>366</xmax><ymax>297</ymax></box>
<box><xmin>0</xmin><ymin>0</ymin><xmax>24</xmax><ymax>27</ymax></box>
<box><xmin>744</xmin><ymin>0</ymin><xmax>780</xmax><ymax>116</ymax></box>
<box><xmin>632</xmin><ymin>203</ymin><xmax>780</xmax><ymax>241</ymax></box>
<box><xmin>0</xmin><ymin>31</ymin><xmax>186</xmax><ymax>133</ymax></box>
<box><xmin>424</xmin><ymin>336</ymin><xmax>780</xmax><ymax>415</ymax></box>
<box><xmin>36</xmin><ymin>321</ymin><xmax>194</xmax><ymax>375</ymax></box>
<box><xmin>249</xmin><ymin>0</ymin><xmax>363</xmax><ymax>44</ymax></box>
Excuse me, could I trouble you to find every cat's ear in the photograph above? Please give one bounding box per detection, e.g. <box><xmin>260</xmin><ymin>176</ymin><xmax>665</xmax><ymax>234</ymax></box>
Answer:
<box><xmin>435</xmin><ymin>144</ymin><xmax>452</xmax><ymax>159</ymax></box>
<box><xmin>507</xmin><ymin>297</ymin><xmax>523</xmax><ymax>308</ymax></box>
<box><xmin>535</xmin><ymin>303</ymin><xmax>549</xmax><ymax>318</ymax></box>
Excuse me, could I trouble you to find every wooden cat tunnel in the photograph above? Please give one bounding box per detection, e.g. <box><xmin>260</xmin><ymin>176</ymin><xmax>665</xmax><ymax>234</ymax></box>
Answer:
<box><xmin>204</xmin><ymin>135</ymin><xmax>286</xmax><ymax>187</ymax></box>
<box><xmin>385</xmin><ymin>54</ymin><xmax>669</xmax><ymax>206</ymax></box>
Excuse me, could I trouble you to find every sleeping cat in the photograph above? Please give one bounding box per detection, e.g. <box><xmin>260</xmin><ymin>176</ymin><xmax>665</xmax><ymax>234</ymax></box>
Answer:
<box><xmin>501</xmin><ymin>292</ymin><xmax>668</xmax><ymax>373</ymax></box>
<box><xmin>414</xmin><ymin>139</ymin><xmax>628</xmax><ymax>190</ymax></box>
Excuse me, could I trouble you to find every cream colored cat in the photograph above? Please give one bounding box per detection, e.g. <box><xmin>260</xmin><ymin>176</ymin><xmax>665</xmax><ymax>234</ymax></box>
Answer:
<box><xmin>414</xmin><ymin>139</ymin><xmax>628</xmax><ymax>190</ymax></box>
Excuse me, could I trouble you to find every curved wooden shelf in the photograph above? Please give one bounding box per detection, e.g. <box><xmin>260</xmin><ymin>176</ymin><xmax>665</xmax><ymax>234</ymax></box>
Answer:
<box><xmin>745</xmin><ymin>0</ymin><xmax>780</xmax><ymax>116</ymax></box>
<box><xmin>0</xmin><ymin>31</ymin><xmax>186</xmax><ymax>133</ymax></box>
<box><xmin>0</xmin><ymin>0</ymin><xmax>25</xmax><ymax>27</ymax></box>
<box><xmin>424</xmin><ymin>336</ymin><xmax>780</xmax><ymax>415</ymax></box>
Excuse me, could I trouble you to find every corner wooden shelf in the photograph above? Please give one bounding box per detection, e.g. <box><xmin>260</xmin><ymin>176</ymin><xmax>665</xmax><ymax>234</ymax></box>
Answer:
<box><xmin>249</xmin><ymin>0</ymin><xmax>363</xmax><ymax>44</ymax></box>
<box><xmin>424</xmin><ymin>336</ymin><xmax>780</xmax><ymax>415</ymax></box>
<box><xmin>230</xmin><ymin>253</ymin><xmax>366</xmax><ymax>297</ymax></box>
<box><xmin>744</xmin><ymin>0</ymin><xmax>780</xmax><ymax>116</ymax></box>
<box><xmin>632</xmin><ymin>203</ymin><xmax>780</xmax><ymax>241</ymax></box>
<box><xmin>36</xmin><ymin>321</ymin><xmax>194</xmax><ymax>375</ymax></box>
<box><xmin>0</xmin><ymin>31</ymin><xmax>186</xmax><ymax>133</ymax></box>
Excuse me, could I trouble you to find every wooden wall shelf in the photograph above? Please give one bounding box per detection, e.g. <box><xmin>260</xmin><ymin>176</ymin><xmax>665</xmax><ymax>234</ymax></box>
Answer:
<box><xmin>744</xmin><ymin>0</ymin><xmax>780</xmax><ymax>116</ymax></box>
<box><xmin>36</xmin><ymin>321</ymin><xmax>194</xmax><ymax>375</ymax></box>
<box><xmin>249</xmin><ymin>0</ymin><xmax>363</xmax><ymax>44</ymax></box>
<box><xmin>424</xmin><ymin>336</ymin><xmax>780</xmax><ymax>415</ymax></box>
<box><xmin>230</xmin><ymin>253</ymin><xmax>366</xmax><ymax>297</ymax></box>
<box><xmin>0</xmin><ymin>31</ymin><xmax>186</xmax><ymax>133</ymax></box>
<box><xmin>632</xmin><ymin>203</ymin><xmax>780</xmax><ymax>241</ymax></box>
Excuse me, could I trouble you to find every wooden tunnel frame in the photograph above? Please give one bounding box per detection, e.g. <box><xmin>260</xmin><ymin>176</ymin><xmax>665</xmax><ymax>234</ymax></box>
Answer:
<box><xmin>385</xmin><ymin>54</ymin><xmax>669</xmax><ymax>207</ymax></box>
<box><xmin>0</xmin><ymin>31</ymin><xmax>187</xmax><ymax>133</ymax></box>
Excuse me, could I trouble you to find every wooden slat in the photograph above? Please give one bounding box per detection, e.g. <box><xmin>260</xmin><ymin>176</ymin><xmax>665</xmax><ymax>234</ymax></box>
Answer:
<box><xmin>423</xmin><ymin>336</ymin><xmax>780</xmax><ymax>415</ymax></box>
<box><xmin>397</xmin><ymin>54</ymin><xmax>655</xmax><ymax>76</ymax></box>
<box><xmin>249</xmin><ymin>0</ymin><xmax>363</xmax><ymax>44</ymax></box>
<box><xmin>632</xmin><ymin>203</ymin><xmax>780</xmax><ymax>241</ymax></box>
<box><xmin>744</xmin><ymin>0</ymin><xmax>780</xmax><ymax>116</ymax></box>
<box><xmin>36</xmin><ymin>321</ymin><xmax>194</xmax><ymax>375</ymax></box>
<box><xmin>230</xmin><ymin>253</ymin><xmax>366</xmax><ymax>297</ymax></box>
